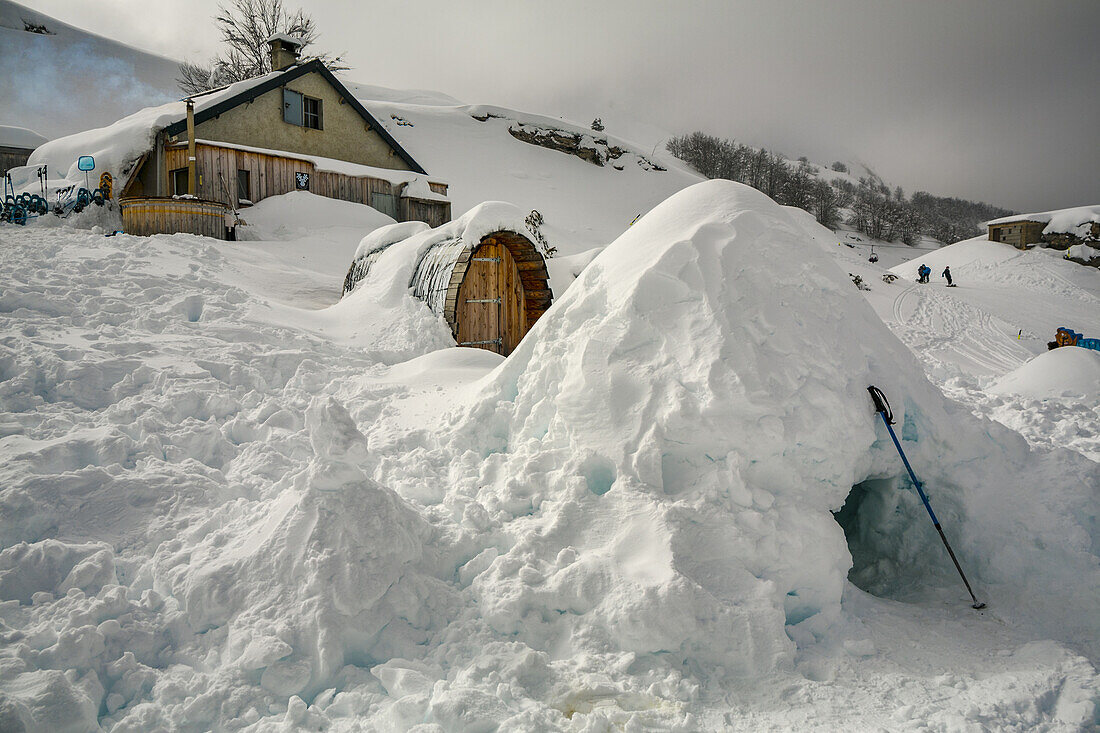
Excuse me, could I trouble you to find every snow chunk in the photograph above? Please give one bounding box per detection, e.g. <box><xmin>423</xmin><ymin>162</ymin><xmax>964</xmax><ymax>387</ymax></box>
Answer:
<box><xmin>264</xmin><ymin>33</ymin><xmax>304</xmax><ymax>46</ymax></box>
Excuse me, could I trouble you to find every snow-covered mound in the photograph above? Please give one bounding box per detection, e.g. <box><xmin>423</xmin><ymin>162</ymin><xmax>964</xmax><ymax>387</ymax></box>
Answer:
<box><xmin>989</xmin><ymin>347</ymin><xmax>1100</xmax><ymax>399</ymax></box>
<box><xmin>344</xmin><ymin>80</ymin><xmax>463</xmax><ymax>107</ymax></box>
<box><xmin>236</xmin><ymin>190</ymin><xmax>395</xmax><ymax>242</ymax></box>
<box><xmin>390</xmin><ymin>180</ymin><xmax>1100</xmax><ymax>697</ymax></box>
<box><xmin>890</xmin><ymin>236</ymin><xmax>1020</xmax><ymax>283</ymax></box>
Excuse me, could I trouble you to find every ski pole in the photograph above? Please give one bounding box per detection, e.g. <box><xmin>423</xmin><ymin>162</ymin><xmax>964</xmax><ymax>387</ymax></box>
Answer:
<box><xmin>866</xmin><ymin>386</ymin><xmax>986</xmax><ymax>610</ymax></box>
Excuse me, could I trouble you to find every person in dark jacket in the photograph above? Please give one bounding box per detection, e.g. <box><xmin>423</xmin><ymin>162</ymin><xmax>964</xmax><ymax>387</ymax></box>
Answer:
<box><xmin>917</xmin><ymin>264</ymin><xmax>931</xmax><ymax>283</ymax></box>
<box><xmin>942</xmin><ymin>266</ymin><xmax>954</xmax><ymax>287</ymax></box>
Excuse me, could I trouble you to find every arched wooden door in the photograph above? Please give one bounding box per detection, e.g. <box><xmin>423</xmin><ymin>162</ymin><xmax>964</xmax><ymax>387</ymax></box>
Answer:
<box><xmin>456</xmin><ymin>240</ymin><xmax>527</xmax><ymax>355</ymax></box>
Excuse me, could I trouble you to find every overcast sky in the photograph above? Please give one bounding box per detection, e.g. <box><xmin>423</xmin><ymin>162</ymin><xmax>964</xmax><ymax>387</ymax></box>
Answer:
<box><xmin>32</xmin><ymin>0</ymin><xmax>1100</xmax><ymax>212</ymax></box>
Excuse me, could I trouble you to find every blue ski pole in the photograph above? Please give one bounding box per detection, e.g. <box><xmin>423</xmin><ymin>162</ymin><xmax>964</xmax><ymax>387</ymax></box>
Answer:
<box><xmin>867</xmin><ymin>386</ymin><xmax>986</xmax><ymax>610</ymax></box>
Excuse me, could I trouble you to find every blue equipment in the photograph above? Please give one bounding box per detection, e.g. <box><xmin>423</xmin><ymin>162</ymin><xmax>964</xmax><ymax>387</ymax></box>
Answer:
<box><xmin>867</xmin><ymin>385</ymin><xmax>986</xmax><ymax>610</ymax></box>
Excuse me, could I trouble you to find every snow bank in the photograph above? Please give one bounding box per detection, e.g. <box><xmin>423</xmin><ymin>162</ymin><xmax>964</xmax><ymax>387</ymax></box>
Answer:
<box><xmin>990</xmin><ymin>347</ymin><xmax>1100</xmax><ymax>399</ymax></box>
<box><xmin>428</xmin><ymin>182</ymin><xmax>903</xmax><ymax>673</ymax></box>
<box><xmin>889</xmin><ymin>236</ymin><xmax>1019</xmax><ymax>282</ymax></box>
<box><xmin>235</xmin><ymin>190</ymin><xmax>395</xmax><ymax>242</ymax></box>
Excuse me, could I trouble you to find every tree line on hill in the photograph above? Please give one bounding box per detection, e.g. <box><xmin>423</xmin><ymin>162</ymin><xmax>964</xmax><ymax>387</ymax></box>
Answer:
<box><xmin>666</xmin><ymin>132</ymin><xmax>1010</xmax><ymax>245</ymax></box>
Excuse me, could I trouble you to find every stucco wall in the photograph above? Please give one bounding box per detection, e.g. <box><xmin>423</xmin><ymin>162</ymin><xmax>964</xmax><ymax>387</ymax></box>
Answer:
<box><xmin>186</xmin><ymin>71</ymin><xmax>412</xmax><ymax>171</ymax></box>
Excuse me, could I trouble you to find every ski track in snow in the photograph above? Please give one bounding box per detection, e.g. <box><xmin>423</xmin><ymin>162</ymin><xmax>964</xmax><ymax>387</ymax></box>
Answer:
<box><xmin>881</xmin><ymin>242</ymin><xmax>1100</xmax><ymax>464</ymax></box>
<box><xmin>1</xmin><ymin>197</ymin><xmax>1099</xmax><ymax>730</ymax></box>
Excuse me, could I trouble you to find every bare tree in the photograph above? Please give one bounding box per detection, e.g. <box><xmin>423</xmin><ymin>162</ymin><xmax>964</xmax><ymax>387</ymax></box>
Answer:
<box><xmin>178</xmin><ymin>0</ymin><xmax>346</xmax><ymax>94</ymax></box>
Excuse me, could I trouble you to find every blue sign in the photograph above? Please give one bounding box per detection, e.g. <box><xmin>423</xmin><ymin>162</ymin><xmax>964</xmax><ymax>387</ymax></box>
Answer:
<box><xmin>77</xmin><ymin>156</ymin><xmax>95</xmax><ymax>172</ymax></box>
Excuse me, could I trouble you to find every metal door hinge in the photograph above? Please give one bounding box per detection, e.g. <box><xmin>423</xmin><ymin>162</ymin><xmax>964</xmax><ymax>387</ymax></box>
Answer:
<box><xmin>459</xmin><ymin>338</ymin><xmax>502</xmax><ymax>346</ymax></box>
<box><xmin>472</xmin><ymin>257</ymin><xmax>501</xmax><ymax>262</ymax></box>
<box><xmin>466</xmin><ymin>298</ymin><xmax>501</xmax><ymax>304</ymax></box>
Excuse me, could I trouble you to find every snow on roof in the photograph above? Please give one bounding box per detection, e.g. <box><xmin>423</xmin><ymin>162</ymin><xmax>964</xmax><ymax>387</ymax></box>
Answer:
<box><xmin>24</xmin><ymin>66</ymin><xmax>433</xmax><ymax>192</ymax></box>
<box><xmin>26</xmin><ymin>70</ymin><xmax>286</xmax><ymax>186</ymax></box>
<box><xmin>401</xmin><ymin>176</ymin><xmax>449</xmax><ymax>202</ymax></box>
<box><xmin>0</xmin><ymin>125</ymin><xmax>48</xmax><ymax>149</ymax></box>
<box><xmin>264</xmin><ymin>33</ymin><xmax>304</xmax><ymax>47</ymax></box>
<box><xmin>986</xmin><ymin>205</ymin><xmax>1100</xmax><ymax>234</ymax></box>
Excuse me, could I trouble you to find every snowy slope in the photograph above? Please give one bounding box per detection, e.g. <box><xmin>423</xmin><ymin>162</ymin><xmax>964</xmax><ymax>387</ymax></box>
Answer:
<box><xmin>810</xmin><ymin>234</ymin><xmax>1100</xmax><ymax>463</ymax></box>
<box><xmin>332</xmin><ymin>100</ymin><xmax>703</xmax><ymax>256</ymax></box>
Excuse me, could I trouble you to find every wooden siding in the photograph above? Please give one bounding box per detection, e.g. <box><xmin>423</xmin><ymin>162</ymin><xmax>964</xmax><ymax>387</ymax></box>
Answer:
<box><xmin>0</xmin><ymin>146</ymin><xmax>34</xmax><ymax>177</ymax></box>
<box><xmin>161</xmin><ymin>142</ymin><xmax>448</xmax><ymax>226</ymax></box>
<box><xmin>121</xmin><ymin>198</ymin><xmax>229</xmax><ymax>239</ymax></box>
<box><xmin>400</xmin><ymin>197</ymin><xmax>451</xmax><ymax>229</ymax></box>
<box><xmin>166</xmin><ymin>143</ymin><xmax>314</xmax><ymax>207</ymax></box>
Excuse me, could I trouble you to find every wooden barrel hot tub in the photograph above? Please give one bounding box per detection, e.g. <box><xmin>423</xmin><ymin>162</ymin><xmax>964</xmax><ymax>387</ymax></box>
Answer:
<box><xmin>344</xmin><ymin>228</ymin><xmax>553</xmax><ymax>356</ymax></box>
<box><xmin>120</xmin><ymin>197</ymin><xmax>231</xmax><ymax>239</ymax></box>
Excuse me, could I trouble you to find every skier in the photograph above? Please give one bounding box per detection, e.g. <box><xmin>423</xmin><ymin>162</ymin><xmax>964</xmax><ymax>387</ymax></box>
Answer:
<box><xmin>942</xmin><ymin>265</ymin><xmax>954</xmax><ymax>287</ymax></box>
<box><xmin>917</xmin><ymin>264</ymin><xmax>931</xmax><ymax>283</ymax></box>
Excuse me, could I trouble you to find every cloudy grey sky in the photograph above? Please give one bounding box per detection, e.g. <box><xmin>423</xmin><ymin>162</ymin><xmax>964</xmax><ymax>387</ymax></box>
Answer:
<box><xmin>31</xmin><ymin>0</ymin><xmax>1100</xmax><ymax>212</ymax></box>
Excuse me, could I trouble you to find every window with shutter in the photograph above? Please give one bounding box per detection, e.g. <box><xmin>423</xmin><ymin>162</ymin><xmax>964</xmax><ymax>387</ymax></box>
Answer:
<box><xmin>283</xmin><ymin>88</ymin><xmax>303</xmax><ymax>125</ymax></box>
<box><xmin>303</xmin><ymin>97</ymin><xmax>322</xmax><ymax>129</ymax></box>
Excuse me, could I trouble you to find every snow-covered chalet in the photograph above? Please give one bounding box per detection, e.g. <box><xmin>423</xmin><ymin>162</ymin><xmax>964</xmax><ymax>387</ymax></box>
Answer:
<box><xmin>31</xmin><ymin>37</ymin><xmax>450</xmax><ymax>239</ymax></box>
<box><xmin>987</xmin><ymin>205</ymin><xmax>1100</xmax><ymax>249</ymax></box>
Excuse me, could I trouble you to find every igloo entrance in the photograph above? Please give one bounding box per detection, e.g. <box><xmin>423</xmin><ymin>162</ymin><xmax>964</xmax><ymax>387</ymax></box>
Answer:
<box><xmin>832</xmin><ymin>476</ymin><xmax>941</xmax><ymax>599</ymax></box>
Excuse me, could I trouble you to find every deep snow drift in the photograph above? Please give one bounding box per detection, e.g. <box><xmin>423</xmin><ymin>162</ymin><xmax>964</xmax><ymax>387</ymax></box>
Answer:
<box><xmin>2</xmin><ymin>181</ymin><xmax>1099</xmax><ymax>730</ymax></box>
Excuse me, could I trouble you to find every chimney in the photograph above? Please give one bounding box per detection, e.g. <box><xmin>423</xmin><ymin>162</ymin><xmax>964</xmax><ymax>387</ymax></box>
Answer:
<box><xmin>266</xmin><ymin>35</ymin><xmax>303</xmax><ymax>72</ymax></box>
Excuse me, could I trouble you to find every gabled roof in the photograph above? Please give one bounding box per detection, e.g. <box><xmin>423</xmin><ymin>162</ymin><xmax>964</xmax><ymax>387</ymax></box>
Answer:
<box><xmin>161</xmin><ymin>60</ymin><xmax>427</xmax><ymax>174</ymax></box>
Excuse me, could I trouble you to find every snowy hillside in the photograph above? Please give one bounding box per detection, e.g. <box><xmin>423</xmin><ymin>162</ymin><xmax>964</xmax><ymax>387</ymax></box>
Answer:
<box><xmin>360</xmin><ymin>102</ymin><xmax>701</xmax><ymax>254</ymax></box>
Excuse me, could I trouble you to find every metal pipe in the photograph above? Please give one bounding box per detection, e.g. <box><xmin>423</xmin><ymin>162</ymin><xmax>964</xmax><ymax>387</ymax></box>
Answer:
<box><xmin>186</xmin><ymin>99</ymin><xmax>197</xmax><ymax>197</ymax></box>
